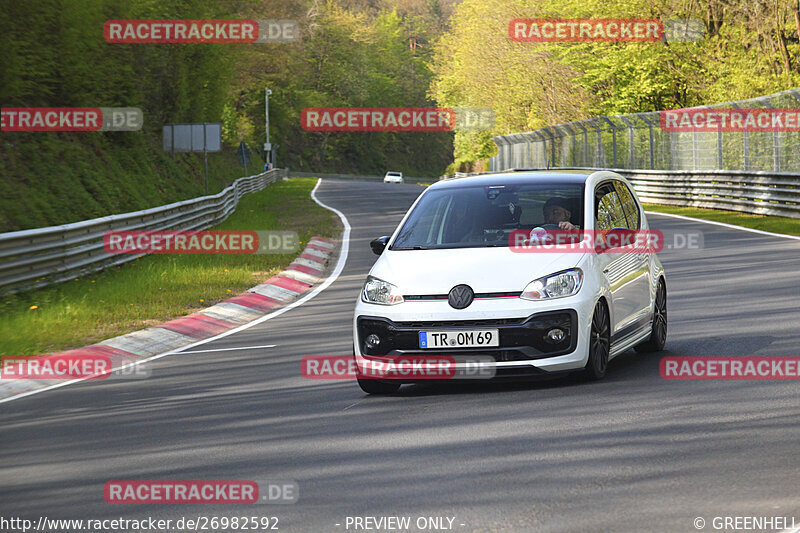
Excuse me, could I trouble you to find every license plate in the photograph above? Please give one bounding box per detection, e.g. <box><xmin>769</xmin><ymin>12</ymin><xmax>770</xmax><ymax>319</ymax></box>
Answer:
<box><xmin>419</xmin><ymin>329</ymin><xmax>499</xmax><ymax>349</ymax></box>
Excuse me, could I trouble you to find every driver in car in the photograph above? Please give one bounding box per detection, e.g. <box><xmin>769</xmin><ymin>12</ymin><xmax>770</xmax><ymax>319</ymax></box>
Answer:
<box><xmin>543</xmin><ymin>197</ymin><xmax>578</xmax><ymax>230</ymax></box>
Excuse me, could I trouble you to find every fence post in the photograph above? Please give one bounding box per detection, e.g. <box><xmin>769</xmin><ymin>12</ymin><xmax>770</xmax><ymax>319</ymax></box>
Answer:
<box><xmin>587</xmin><ymin>118</ymin><xmax>602</xmax><ymax>167</ymax></box>
<box><xmin>619</xmin><ymin>115</ymin><xmax>635</xmax><ymax>169</ymax></box>
<box><xmin>612</xmin><ymin>126</ymin><xmax>618</xmax><ymax>167</ymax></box>
<box><xmin>581</xmin><ymin>121</ymin><xmax>589</xmax><ymax>167</ymax></box>
<box><xmin>743</xmin><ymin>132</ymin><xmax>750</xmax><ymax>171</ymax></box>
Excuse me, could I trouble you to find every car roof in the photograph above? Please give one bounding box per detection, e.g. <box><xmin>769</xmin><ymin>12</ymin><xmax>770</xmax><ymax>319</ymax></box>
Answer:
<box><xmin>432</xmin><ymin>170</ymin><xmax>595</xmax><ymax>189</ymax></box>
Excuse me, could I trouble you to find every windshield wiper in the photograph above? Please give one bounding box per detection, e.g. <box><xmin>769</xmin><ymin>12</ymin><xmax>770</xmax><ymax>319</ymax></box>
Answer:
<box><xmin>392</xmin><ymin>245</ymin><xmax>433</xmax><ymax>250</ymax></box>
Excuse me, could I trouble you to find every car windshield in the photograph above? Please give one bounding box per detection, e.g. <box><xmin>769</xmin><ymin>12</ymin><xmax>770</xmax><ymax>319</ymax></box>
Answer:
<box><xmin>392</xmin><ymin>181</ymin><xmax>584</xmax><ymax>249</ymax></box>
<box><xmin>387</xmin><ymin>172</ymin><xmax>401</xmax><ymax>176</ymax></box>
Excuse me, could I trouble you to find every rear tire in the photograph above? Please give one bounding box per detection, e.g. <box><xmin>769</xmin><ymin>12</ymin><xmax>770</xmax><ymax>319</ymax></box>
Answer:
<box><xmin>634</xmin><ymin>278</ymin><xmax>667</xmax><ymax>353</ymax></box>
<box><xmin>583</xmin><ymin>300</ymin><xmax>611</xmax><ymax>380</ymax></box>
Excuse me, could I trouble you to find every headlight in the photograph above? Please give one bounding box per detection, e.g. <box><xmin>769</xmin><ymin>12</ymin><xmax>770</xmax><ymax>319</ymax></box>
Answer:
<box><xmin>361</xmin><ymin>276</ymin><xmax>404</xmax><ymax>305</ymax></box>
<box><xmin>520</xmin><ymin>268</ymin><xmax>583</xmax><ymax>300</ymax></box>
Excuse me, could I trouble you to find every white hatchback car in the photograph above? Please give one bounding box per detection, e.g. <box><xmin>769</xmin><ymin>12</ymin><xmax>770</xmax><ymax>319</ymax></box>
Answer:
<box><xmin>353</xmin><ymin>170</ymin><xmax>667</xmax><ymax>394</ymax></box>
<box><xmin>383</xmin><ymin>171</ymin><xmax>404</xmax><ymax>184</ymax></box>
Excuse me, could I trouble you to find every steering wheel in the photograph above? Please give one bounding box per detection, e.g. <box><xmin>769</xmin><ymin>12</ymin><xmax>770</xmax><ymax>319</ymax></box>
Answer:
<box><xmin>533</xmin><ymin>224</ymin><xmax>561</xmax><ymax>231</ymax></box>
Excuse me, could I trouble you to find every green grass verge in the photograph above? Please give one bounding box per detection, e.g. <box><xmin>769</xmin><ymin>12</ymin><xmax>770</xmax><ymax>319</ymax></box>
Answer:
<box><xmin>642</xmin><ymin>203</ymin><xmax>800</xmax><ymax>237</ymax></box>
<box><xmin>0</xmin><ymin>178</ymin><xmax>339</xmax><ymax>356</ymax></box>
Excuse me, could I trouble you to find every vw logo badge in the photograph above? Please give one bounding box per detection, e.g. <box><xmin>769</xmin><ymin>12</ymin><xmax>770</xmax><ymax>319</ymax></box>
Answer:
<box><xmin>448</xmin><ymin>284</ymin><xmax>474</xmax><ymax>309</ymax></box>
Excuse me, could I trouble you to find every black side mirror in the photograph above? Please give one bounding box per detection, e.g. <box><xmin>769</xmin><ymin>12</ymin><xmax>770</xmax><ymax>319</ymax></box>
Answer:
<box><xmin>370</xmin><ymin>236</ymin><xmax>391</xmax><ymax>255</ymax></box>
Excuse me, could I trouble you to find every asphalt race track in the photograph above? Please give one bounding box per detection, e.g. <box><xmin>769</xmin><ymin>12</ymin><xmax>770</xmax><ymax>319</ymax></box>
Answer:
<box><xmin>2</xmin><ymin>179</ymin><xmax>800</xmax><ymax>532</ymax></box>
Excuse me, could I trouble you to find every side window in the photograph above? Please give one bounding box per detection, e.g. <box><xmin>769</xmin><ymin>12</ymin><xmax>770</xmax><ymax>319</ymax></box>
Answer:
<box><xmin>614</xmin><ymin>181</ymin><xmax>640</xmax><ymax>230</ymax></box>
<box><xmin>595</xmin><ymin>185</ymin><xmax>627</xmax><ymax>230</ymax></box>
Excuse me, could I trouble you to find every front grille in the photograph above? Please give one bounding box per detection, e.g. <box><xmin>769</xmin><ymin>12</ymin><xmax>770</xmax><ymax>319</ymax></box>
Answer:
<box><xmin>403</xmin><ymin>291</ymin><xmax>521</xmax><ymax>301</ymax></box>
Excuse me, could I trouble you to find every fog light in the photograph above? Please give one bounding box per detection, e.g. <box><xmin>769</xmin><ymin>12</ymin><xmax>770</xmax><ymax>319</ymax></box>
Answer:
<box><xmin>546</xmin><ymin>328</ymin><xmax>565</xmax><ymax>343</ymax></box>
<box><xmin>365</xmin><ymin>334</ymin><xmax>381</xmax><ymax>349</ymax></box>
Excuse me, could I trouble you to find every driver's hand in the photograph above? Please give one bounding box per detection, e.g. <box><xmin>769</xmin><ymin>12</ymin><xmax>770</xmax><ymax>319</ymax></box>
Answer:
<box><xmin>558</xmin><ymin>221</ymin><xmax>576</xmax><ymax>230</ymax></box>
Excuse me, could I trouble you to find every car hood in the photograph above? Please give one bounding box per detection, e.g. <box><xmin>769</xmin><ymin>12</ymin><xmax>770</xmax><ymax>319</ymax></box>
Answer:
<box><xmin>370</xmin><ymin>247</ymin><xmax>586</xmax><ymax>294</ymax></box>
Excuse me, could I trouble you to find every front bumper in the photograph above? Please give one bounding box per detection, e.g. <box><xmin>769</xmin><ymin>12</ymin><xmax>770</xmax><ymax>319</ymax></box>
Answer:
<box><xmin>353</xmin><ymin>294</ymin><xmax>596</xmax><ymax>376</ymax></box>
<box><xmin>356</xmin><ymin>311</ymin><xmax>577</xmax><ymax>361</ymax></box>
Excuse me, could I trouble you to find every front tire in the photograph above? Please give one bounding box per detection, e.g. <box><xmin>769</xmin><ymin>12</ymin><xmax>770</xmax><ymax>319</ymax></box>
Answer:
<box><xmin>635</xmin><ymin>278</ymin><xmax>667</xmax><ymax>353</ymax></box>
<box><xmin>353</xmin><ymin>344</ymin><xmax>401</xmax><ymax>394</ymax></box>
<box><xmin>583</xmin><ymin>300</ymin><xmax>610</xmax><ymax>380</ymax></box>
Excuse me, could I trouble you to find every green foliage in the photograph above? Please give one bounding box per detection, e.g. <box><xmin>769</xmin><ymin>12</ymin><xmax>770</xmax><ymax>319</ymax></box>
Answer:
<box><xmin>429</xmin><ymin>0</ymin><xmax>800</xmax><ymax>167</ymax></box>
<box><xmin>0</xmin><ymin>0</ymin><xmax>457</xmax><ymax>232</ymax></box>
<box><xmin>229</xmin><ymin>0</ymin><xmax>454</xmax><ymax>177</ymax></box>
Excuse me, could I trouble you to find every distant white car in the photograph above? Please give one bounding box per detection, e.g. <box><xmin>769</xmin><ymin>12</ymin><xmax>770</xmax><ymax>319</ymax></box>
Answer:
<box><xmin>384</xmin><ymin>171</ymin><xmax>404</xmax><ymax>184</ymax></box>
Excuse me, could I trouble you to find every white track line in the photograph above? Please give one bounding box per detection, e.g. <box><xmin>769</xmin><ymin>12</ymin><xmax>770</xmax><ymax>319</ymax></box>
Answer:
<box><xmin>0</xmin><ymin>179</ymin><xmax>350</xmax><ymax>405</ymax></box>
<box><xmin>645</xmin><ymin>210</ymin><xmax>800</xmax><ymax>241</ymax></box>
<box><xmin>172</xmin><ymin>344</ymin><xmax>277</xmax><ymax>354</ymax></box>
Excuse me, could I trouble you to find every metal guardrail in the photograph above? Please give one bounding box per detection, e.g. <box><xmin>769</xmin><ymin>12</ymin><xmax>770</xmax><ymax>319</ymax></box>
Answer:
<box><xmin>438</xmin><ymin>167</ymin><xmax>800</xmax><ymax>218</ymax></box>
<box><xmin>0</xmin><ymin>168</ymin><xmax>286</xmax><ymax>295</ymax></box>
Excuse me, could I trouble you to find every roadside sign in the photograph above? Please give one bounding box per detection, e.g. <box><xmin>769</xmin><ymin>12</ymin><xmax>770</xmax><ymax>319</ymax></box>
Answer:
<box><xmin>237</xmin><ymin>141</ymin><xmax>251</xmax><ymax>165</ymax></box>
<box><xmin>163</xmin><ymin>123</ymin><xmax>221</xmax><ymax>153</ymax></box>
